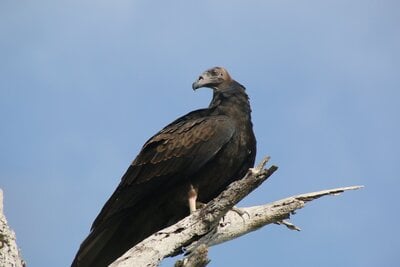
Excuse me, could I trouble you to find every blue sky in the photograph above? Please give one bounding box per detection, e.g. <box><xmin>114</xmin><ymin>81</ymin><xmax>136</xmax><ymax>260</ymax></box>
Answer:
<box><xmin>1</xmin><ymin>1</ymin><xmax>399</xmax><ymax>266</ymax></box>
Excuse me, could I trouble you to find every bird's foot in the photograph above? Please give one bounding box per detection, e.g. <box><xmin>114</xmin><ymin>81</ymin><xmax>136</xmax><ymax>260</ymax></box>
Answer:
<box><xmin>196</xmin><ymin>201</ymin><xmax>206</xmax><ymax>210</ymax></box>
<box><xmin>221</xmin><ymin>206</ymin><xmax>249</xmax><ymax>223</ymax></box>
<box><xmin>231</xmin><ymin>206</ymin><xmax>249</xmax><ymax>218</ymax></box>
<box><xmin>230</xmin><ymin>206</ymin><xmax>249</xmax><ymax>221</ymax></box>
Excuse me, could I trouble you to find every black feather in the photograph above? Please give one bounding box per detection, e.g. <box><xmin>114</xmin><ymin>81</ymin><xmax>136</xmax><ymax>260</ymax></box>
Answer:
<box><xmin>71</xmin><ymin>69</ymin><xmax>256</xmax><ymax>267</ymax></box>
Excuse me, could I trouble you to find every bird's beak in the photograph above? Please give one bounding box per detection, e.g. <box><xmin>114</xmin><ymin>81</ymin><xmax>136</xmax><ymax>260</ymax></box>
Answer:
<box><xmin>192</xmin><ymin>76</ymin><xmax>203</xmax><ymax>90</ymax></box>
<box><xmin>192</xmin><ymin>72</ymin><xmax>210</xmax><ymax>90</ymax></box>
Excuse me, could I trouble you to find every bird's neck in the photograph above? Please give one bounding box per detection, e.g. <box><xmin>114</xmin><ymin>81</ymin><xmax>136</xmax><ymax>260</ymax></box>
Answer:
<box><xmin>209</xmin><ymin>81</ymin><xmax>252</xmax><ymax>124</ymax></box>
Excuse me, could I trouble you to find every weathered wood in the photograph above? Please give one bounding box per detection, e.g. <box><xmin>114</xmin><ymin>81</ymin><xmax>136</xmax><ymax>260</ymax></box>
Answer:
<box><xmin>110</xmin><ymin>157</ymin><xmax>276</xmax><ymax>267</ymax></box>
<box><xmin>0</xmin><ymin>189</ymin><xmax>25</xmax><ymax>267</ymax></box>
<box><xmin>174</xmin><ymin>244</ymin><xmax>210</xmax><ymax>267</ymax></box>
<box><xmin>110</xmin><ymin>157</ymin><xmax>362</xmax><ymax>267</ymax></box>
<box><xmin>185</xmin><ymin>185</ymin><xmax>363</xmax><ymax>253</ymax></box>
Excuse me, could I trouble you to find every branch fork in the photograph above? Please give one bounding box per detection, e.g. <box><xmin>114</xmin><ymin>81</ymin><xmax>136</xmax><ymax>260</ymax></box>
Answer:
<box><xmin>107</xmin><ymin>156</ymin><xmax>362</xmax><ymax>267</ymax></box>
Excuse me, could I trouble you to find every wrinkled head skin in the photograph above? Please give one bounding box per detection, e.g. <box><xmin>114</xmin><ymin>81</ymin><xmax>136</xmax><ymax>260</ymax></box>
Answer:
<box><xmin>192</xmin><ymin>67</ymin><xmax>233</xmax><ymax>91</ymax></box>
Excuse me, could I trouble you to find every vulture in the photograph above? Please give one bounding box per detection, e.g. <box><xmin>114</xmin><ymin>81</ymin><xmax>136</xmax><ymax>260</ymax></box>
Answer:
<box><xmin>72</xmin><ymin>67</ymin><xmax>257</xmax><ymax>267</ymax></box>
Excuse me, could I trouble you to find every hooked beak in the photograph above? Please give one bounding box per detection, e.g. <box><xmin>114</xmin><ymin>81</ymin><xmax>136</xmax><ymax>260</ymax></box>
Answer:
<box><xmin>192</xmin><ymin>75</ymin><xmax>204</xmax><ymax>90</ymax></box>
<box><xmin>192</xmin><ymin>71</ymin><xmax>212</xmax><ymax>90</ymax></box>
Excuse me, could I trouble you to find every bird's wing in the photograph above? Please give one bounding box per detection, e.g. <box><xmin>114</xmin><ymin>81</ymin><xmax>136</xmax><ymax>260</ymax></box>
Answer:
<box><xmin>91</xmin><ymin>114</ymin><xmax>235</xmax><ymax>229</ymax></box>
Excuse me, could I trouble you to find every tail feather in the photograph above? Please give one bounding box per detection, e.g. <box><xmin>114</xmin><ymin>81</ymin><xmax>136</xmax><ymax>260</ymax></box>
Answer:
<box><xmin>72</xmin><ymin>219</ymin><xmax>122</xmax><ymax>267</ymax></box>
<box><xmin>71</xmin><ymin>197</ymin><xmax>188</xmax><ymax>267</ymax></box>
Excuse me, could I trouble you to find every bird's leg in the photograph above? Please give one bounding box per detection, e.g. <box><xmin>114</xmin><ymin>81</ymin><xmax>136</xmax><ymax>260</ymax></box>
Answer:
<box><xmin>188</xmin><ymin>184</ymin><xmax>198</xmax><ymax>213</ymax></box>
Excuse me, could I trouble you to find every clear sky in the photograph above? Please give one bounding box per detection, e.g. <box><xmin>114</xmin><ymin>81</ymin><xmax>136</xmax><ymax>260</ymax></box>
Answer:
<box><xmin>1</xmin><ymin>1</ymin><xmax>399</xmax><ymax>266</ymax></box>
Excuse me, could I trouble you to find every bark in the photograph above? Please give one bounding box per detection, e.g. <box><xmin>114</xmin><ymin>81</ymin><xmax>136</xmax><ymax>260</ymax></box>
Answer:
<box><xmin>110</xmin><ymin>157</ymin><xmax>363</xmax><ymax>267</ymax></box>
<box><xmin>174</xmin><ymin>245</ymin><xmax>210</xmax><ymax>267</ymax></box>
<box><xmin>0</xmin><ymin>189</ymin><xmax>25</xmax><ymax>267</ymax></box>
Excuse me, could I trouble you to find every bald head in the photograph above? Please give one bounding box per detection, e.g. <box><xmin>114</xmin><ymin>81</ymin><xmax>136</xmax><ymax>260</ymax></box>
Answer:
<box><xmin>192</xmin><ymin>67</ymin><xmax>233</xmax><ymax>91</ymax></box>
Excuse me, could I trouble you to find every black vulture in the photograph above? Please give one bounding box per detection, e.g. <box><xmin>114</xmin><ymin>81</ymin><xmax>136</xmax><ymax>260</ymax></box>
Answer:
<box><xmin>72</xmin><ymin>67</ymin><xmax>257</xmax><ymax>267</ymax></box>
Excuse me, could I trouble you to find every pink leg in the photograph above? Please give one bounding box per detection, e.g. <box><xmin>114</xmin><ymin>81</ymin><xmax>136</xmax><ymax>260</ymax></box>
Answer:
<box><xmin>188</xmin><ymin>184</ymin><xmax>197</xmax><ymax>213</ymax></box>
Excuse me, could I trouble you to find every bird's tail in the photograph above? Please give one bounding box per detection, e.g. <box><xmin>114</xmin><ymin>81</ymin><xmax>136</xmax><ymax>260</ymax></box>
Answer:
<box><xmin>71</xmin><ymin>218</ymin><xmax>123</xmax><ymax>267</ymax></box>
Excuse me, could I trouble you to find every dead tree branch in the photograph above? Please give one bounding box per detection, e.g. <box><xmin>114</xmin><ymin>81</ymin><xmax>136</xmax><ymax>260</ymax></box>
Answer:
<box><xmin>0</xmin><ymin>189</ymin><xmax>25</xmax><ymax>267</ymax></box>
<box><xmin>174</xmin><ymin>244</ymin><xmax>210</xmax><ymax>267</ymax></box>
<box><xmin>185</xmin><ymin>185</ymin><xmax>362</xmax><ymax>254</ymax></box>
<box><xmin>110</xmin><ymin>157</ymin><xmax>362</xmax><ymax>267</ymax></box>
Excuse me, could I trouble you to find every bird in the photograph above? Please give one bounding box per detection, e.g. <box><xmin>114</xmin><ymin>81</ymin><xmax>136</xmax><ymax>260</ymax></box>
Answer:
<box><xmin>71</xmin><ymin>66</ymin><xmax>257</xmax><ymax>267</ymax></box>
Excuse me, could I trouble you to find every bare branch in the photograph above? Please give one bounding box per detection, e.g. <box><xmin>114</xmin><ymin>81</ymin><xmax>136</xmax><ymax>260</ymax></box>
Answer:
<box><xmin>174</xmin><ymin>244</ymin><xmax>210</xmax><ymax>267</ymax></box>
<box><xmin>185</xmin><ymin>185</ymin><xmax>363</xmax><ymax>252</ymax></box>
<box><xmin>110</xmin><ymin>157</ymin><xmax>277</xmax><ymax>267</ymax></box>
<box><xmin>110</xmin><ymin>157</ymin><xmax>363</xmax><ymax>267</ymax></box>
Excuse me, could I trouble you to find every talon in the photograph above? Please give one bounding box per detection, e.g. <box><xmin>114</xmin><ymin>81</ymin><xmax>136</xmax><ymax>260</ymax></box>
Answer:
<box><xmin>231</xmin><ymin>206</ymin><xmax>249</xmax><ymax>219</ymax></box>
<box><xmin>196</xmin><ymin>201</ymin><xmax>206</xmax><ymax>210</ymax></box>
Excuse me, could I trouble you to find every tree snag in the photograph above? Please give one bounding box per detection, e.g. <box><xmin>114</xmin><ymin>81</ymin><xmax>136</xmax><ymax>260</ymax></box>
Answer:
<box><xmin>110</xmin><ymin>157</ymin><xmax>363</xmax><ymax>267</ymax></box>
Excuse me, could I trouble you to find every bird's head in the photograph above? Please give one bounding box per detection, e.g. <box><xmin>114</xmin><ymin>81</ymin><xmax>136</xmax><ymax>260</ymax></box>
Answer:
<box><xmin>192</xmin><ymin>67</ymin><xmax>232</xmax><ymax>91</ymax></box>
